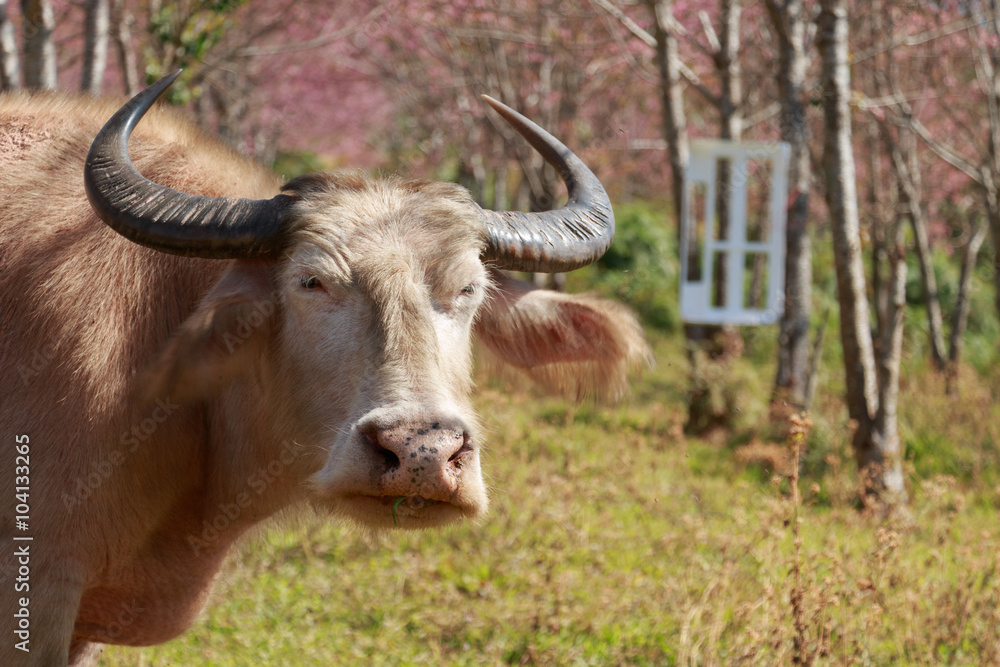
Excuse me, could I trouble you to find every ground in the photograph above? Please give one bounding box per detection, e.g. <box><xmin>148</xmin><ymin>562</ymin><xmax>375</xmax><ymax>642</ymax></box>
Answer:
<box><xmin>98</xmin><ymin>334</ymin><xmax>1000</xmax><ymax>666</ymax></box>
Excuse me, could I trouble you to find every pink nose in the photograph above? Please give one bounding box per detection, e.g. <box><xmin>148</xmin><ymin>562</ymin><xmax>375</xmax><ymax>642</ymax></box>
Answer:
<box><xmin>363</xmin><ymin>422</ymin><xmax>474</xmax><ymax>502</ymax></box>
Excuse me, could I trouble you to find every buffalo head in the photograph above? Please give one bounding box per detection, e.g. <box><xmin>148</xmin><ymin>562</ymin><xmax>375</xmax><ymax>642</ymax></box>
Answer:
<box><xmin>81</xmin><ymin>72</ymin><xmax>642</xmax><ymax>529</ymax></box>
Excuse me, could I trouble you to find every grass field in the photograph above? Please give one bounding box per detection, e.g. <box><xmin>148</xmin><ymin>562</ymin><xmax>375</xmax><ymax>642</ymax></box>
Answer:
<box><xmin>98</xmin><ymin>330</ymin><xmax>1000</xmax><ymax>666</ymax></box>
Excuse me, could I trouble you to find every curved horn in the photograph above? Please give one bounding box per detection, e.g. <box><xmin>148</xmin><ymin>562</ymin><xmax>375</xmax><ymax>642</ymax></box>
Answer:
<box><xmin>479</xmin><ymin>96</ymin><xmax>614</xmax><ymax>274</ymax></box>
<box><xmin>84</xmin><ymin>71</ymin><xmax>293</xmax><ymax>259</ymax></box>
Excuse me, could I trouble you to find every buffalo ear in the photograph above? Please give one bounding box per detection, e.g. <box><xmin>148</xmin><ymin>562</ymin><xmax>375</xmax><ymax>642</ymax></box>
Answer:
<box><xmin>138</xmin><ymin>263</ymin><xmax>277</xmax><ymax>405</ymax></box>
<box><xmin>474</xmin><ymin>269</ymin><xmax>650</xmax><ymax>401</ymax></box>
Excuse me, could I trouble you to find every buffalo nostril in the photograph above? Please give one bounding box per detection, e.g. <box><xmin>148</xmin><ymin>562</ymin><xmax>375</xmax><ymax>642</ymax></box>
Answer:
<box><xmin>361</xmin><ymin>424</ymin><xmax>400</xmax><ymax>472</ymax></box>
<box><xmin>448</xmin><ymin>432</ymin><xmax>474</xmax><ymax>465</ymax></box>
<box><xmin>377</xmin><ymin>447</ymin><xmax>400</xmax><ymax>472</ymax></box>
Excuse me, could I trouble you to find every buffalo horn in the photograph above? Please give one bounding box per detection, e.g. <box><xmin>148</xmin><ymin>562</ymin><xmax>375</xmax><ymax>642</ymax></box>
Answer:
<box><xmin>84</xmin><ymin>70</ymin><xmax>292</xmax><ymax>259</ymax></box>
<box><xmin>479</xmin><ymin>96</ymin><xmax>614</xmax><ymax>274</ymax></box>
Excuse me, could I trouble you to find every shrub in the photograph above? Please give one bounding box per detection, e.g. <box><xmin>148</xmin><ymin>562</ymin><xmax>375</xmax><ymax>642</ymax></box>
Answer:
<box><xmin>571</xmin><ymin>201</ymin><xmax>679</xmax><ymax>332</ymax></box>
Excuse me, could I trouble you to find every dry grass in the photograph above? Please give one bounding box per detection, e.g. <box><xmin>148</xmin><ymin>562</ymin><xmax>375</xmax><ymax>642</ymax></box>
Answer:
<box><xmin>98</xmin><ymin>335</ymin><xmax>1000</xmax><ymax>666</ymax></box>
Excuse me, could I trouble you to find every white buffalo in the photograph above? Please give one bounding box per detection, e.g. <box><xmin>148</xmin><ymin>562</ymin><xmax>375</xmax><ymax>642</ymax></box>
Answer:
<box><xmin>0</xmin><ymin>72</ymin><xmax>648</xmax><ymax>665</ymax></box>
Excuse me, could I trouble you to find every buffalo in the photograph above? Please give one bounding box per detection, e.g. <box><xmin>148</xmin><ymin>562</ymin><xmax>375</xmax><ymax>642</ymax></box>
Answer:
<box><xmin>0</xmin><ymin>72</ymin><xmax>648</xmax><ymax>665</ymax></box>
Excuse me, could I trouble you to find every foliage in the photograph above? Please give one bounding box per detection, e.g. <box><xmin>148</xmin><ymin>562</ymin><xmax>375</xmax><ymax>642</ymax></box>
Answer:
<box><xmin>271</xmin><ymin>149</ymin><xmax>338</xmax><ymax>181</ymax></box>
<box><xmin>570</xmin><ymin>201</ymin><xmax>679</xmax><ymax>333</ymax></box>
<box><xmin>904</xmin><ymin>239</ymin><xmax>1000</xmax><ymax>373</ymax></box>
<box><xmin>142</xmin><ymin>0</ymin><xmax>249</xmax><ymax>104</ymax></box>
<box><xmin>957</xmin><ymin>244</ymin><xmax>1000</xmax><ymax>373</ymax></box>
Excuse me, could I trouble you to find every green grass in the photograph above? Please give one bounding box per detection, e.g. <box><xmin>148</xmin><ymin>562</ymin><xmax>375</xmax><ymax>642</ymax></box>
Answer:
<box><xmin>99</xmin><ymin>334</ymin><xmax>1000</xmax><ymax>666</ymax></box>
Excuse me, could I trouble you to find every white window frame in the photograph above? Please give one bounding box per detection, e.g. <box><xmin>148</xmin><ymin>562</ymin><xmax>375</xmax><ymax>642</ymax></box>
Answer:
<box><xmin>680</xmin><ymin>140</ymin><xmax>790</xmax><ymax>325</ymax></box>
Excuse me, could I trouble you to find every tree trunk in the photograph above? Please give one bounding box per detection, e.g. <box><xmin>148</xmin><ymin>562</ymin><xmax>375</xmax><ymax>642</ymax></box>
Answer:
<box><xmin>765</xmin><ymin>0</ymin><xmax>812</xmax><ymax>410</ymax></box>
<box><xmin>647</xmin><ymin>0</ymin><xmax>722</xmax><ymax>433</ymax></box>
<box><xmin>986</xmin><ymin>1</ymin><xmax>1000</xmax><ymax>322</ymax></box>
<box><xmin>647</xmin><ymin>0</ymin><xmax>688</xmax><ymax>236</ymax></box>
<box><xmin>889</xmin><ymin>125</ymin><xmax>947</xmax><ymax>368</ymax></box>
<box><xmin>20</xmin><ymin>0</ymin><xmax>56</xmax><ymax>90</ymax></box>
<box><xmin>872</xmin><ymin>205</ymin><xmax>908</xmax><ymax>503</ymax></box>
<box><xmin>81</xmin><ymin>0</ymin><xmax>110</xmax><ymax>95</ymax></box>
<box><xmin>493</xmin><ymin>135</ymin><xmax>510</xmax><ymax>211</ymax></box>
<box><xmin>0</xmin><ymin>0</ymin><xmax>19</xmax><ymax>90</ymax></box>
<box><xmin>986</xmin><ymin>188</ymin><xmax>1000</xmax><ymax>323</ymax></box>
<box><xmin>711</xmin><ymin>0</ymin><xmax>742</xmax><ymax>316</ymax></box>
<box><xmin>818</xmin><ymin>0</ymin><xmax>906</xmax><ymax>507</ymax></box>
<box><xmin>818</xmin><ymin>0</ymin><xmax>877</xmax><ymax>425</ymax></box>
<box><xmin>111</xmin><ymin>0</ymin><xmax>139</xmax><ymax>96</ymax></box>
<box><xmin>868</xmin><ymin>121</ymin><xmax>890</xmax><ymax>338</ymax></box>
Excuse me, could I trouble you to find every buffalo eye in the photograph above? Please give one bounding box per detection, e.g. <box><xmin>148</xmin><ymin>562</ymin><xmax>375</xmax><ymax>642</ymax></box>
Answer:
<box><xmin>299</xmin><ymin>275</ymin><xmax>321</xmax><ymax>290</ymax></box>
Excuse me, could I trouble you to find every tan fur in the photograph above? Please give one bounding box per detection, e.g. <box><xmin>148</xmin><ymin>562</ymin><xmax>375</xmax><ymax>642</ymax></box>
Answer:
<box><xmin>0</xmin><ymin>90</ymin><xmax>648</xmax><ymax>666</ymax></box>
<box><xmin>476</xmin><ymin>270</ymin><xmax>653</xmax><ymax>401</ymax></box>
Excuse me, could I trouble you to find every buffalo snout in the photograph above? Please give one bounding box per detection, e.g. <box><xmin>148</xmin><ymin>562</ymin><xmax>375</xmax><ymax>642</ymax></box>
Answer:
<box><xmin>361</xmin><ymin>421</ymin><xmax>474</xmax><ymax>502</ymax></box>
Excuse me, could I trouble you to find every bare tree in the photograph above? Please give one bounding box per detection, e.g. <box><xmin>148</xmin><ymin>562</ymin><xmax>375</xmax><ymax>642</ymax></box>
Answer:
<box><xmin>376</xmin><ymin>0</ymin><xmax>613</xmax><ymax>223</ymax></box>
<box><xmin>645</xmin><ymin>0</ymin><xmax>689</xmax><ymax>235</ymax></box>
<box><xmin>907</xmin><ymin>0</ymin><xmax>1000</xmax><ymax>329</ymax></box>
<box><xmin>873</xmin><ymin>0</ymin><xmax>999</xmax><ymax>382</ymax></box>
<box><xmin>111</xmin><ymin>0</ymin><xmax>139</xmax><ymax>96</ymax></box>
<box><xmin>765</xmin><ymin>0</ymin><xmax>813</xmax><ymax>410</ymax></box>
<box><xmin>81</xmin><ymin>0</ymin><xmax>110</xmax><ymax>95</ymax></box>
<box><xmin>883</xmin><ymin>121</ymin><xmax>947</xmax><ymax>366</ymax></box>
<box><xmin>641</xmin><ymin>0</ymin><xmax>722</xmax><ymax>433</ymax></box>
<box><xmin>612</xmin><ymin>0</ymin><xmax>760</xmax><ymax>432</ymax></box>
<box><xmin>688</xmin><ymin>0</ymin><xmax>749</xmax><ymax>432</ymax></box>
<box><xmin>900</xmin><ymin>0</ymin><xmax>1000</xmax><ymax>328</ymax></box>
<box><xmin>861</xmin><ymin>4</ymin><xmax>947</xmax><ymax>370</ymax></box>
<box><xmin>20</xmin><ymin>0</ymin><xmax>56</xmax><ymax>90</ymax></box>
<box><xmin>983</xmin><ymin>0</ymin><xmax>1000</xmax><ymax>321</ymax></box>
<box><xmin>0</xmin><ymin>0</ymin><xmax>18</xmax><ymax>90</ymax></box>
<box><xmin>818</xmin><ymin>0</ymin><xmax>906</xmax><ymax>508</ymax></box>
